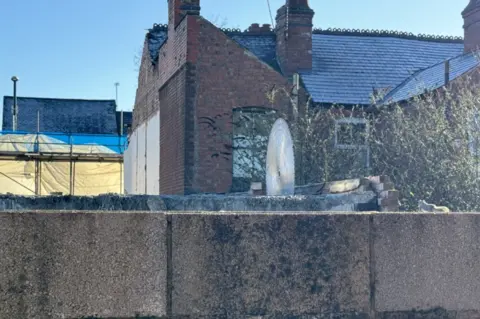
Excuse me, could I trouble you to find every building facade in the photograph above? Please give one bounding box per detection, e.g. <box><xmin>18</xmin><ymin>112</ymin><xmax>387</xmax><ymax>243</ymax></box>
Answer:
<box><xmin>127</xmin><ymin>0</ymin><xmax>480</xmax><ymax>195</ymax></box>
<box><xmin>1</xmin><ymin>96</ymin><xmax>132</xmax><ymax>195</ymax></box>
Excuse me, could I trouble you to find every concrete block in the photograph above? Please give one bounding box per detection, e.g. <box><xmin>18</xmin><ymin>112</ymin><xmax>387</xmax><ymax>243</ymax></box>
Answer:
<box><xmin>323</xmin><ymin>179</ymin><xmax>361</xmax><ymax>194</ymax></box>
<box><xmin>171</xmin><ymin>213</ymin><xmax>371</xmax><ymax>318</ymax></box>
<box><xmin>374</xmin><ymin>214</ymin><xmax>480</xmax><ymax>313</ymax></box>
<box><xmin>0</xmin><ymin>211</ymin><xmax>167</xmax><ymax>319</ymax></box>
<box><xmin>0</xmin><ymin>193</ymin><xmax>378</xmax><ymax>212</ymax></box>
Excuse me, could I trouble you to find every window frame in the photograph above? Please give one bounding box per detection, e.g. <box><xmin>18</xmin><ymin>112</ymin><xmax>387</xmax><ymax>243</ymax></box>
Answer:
<box><xmin>334</xmin><ymin>117</ymin><xmax>370</xmax><ymax>150</ymax></box>
<box><xmin>333</xmin><ymin>117</ymin><xmax>371</xmax><ymax>172</ymax></box>
<box><xmin>231</xmin><ymin>107</ymin><xmax>278</xmax><ymax>191</ymax></box>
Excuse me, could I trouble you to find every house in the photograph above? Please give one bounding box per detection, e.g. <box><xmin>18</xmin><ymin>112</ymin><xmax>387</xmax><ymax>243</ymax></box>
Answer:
<box><xmin>127</xmin><ymin>0</ymin><xmax>480</xmax><ymax>195</ymax></box>
<box><xmin>0</xmin><ymin>96</ymin><xmax>133</xmax><ymax>195</ymax></box>
<box><xmin>2</xmin><ymin>96</ymin><xmax>131</xmax><ymax>135</ymax></box>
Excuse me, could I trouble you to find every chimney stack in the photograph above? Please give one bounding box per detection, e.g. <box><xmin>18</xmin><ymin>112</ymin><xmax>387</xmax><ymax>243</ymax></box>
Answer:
<box><xmin>168</xmin><ymin>0</ymin><xmax>200</xmax><ymax>28</ymax></box>
<box><xmin>260</xmin><ymin>24</ymin><xmax>272</xmax><ymax>32</ymax></box>
<box><xmin>463</xmin><ymin>0</ymin><xmax>480</xmax><ymax>52</ymax></box>
<box><xmin>248</xmin><ymin>23</ymin><xmax>261</xmax><ymax>33</ymax></box>
<box><xmin>275</xmin><ymin>0</ymin><xmax>315</xmax><ymax>76</ymax></box>
<box><xmin>248</xmin><ymin>23</ymin><xmax>273</xmax><ymax>34</ymax></box>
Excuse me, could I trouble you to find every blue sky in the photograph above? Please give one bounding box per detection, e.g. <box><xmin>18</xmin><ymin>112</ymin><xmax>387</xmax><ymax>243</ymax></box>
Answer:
<box><xmin>0</xmin><ymin>0</ymin><xmax>467</xmax><ymax>118</ymax></box>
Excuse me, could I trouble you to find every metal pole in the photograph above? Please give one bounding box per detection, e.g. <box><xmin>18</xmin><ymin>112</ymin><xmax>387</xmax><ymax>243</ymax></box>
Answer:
<box><xmin>11</xmin><ymin>76</ymin><xmax>19</xmax><ymax>131</ymax></box>
<box><xmin>115</xmin><ymin>82</ymin><xmax>119</xmax><ymax>104</ymax></box>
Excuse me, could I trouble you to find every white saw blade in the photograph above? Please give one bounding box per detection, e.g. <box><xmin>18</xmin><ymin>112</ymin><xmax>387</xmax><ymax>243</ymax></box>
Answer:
<box><xmin>266</xmin><ymin>118</ymin><xmax>295</xmax><ymax>196</ymax></box>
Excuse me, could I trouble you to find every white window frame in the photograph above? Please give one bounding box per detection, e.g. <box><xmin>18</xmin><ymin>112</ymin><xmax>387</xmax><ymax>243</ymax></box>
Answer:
<box><xmin>468</xmin><ymin>110</ymin><xmax>480</xmax><ymax>156</ymax></box>
<box><xmin>334</xmin><ymin>117</ymin><xmax>369</xmax><ymax>149</ymax></box>
<box><xmin>334</xmin><ymin>117</ymin><xmax>370</xmax><ymax>172</ymax></box>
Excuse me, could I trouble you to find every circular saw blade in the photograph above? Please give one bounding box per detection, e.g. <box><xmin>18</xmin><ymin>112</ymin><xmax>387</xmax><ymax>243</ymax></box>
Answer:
<box><xmin>266</xmin><ymin>118</ymin><xmax>295</xmax><ymax>196</ymax></box>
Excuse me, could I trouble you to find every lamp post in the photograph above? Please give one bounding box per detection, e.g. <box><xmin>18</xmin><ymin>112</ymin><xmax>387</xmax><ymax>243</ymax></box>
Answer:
<box><xmin>11</xmin><ymin>76</ymin><xmax>18</xmax><ymax>131</ymax></box>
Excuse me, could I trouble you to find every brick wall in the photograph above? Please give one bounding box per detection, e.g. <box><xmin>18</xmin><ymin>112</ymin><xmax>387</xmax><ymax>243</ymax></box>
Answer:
<box><xmin>463</xmin><ymin>1</ymin><xmax>480</xmax><ymax>52</ymax></box>
<box><xmin>191</xmin><ymin>17</ymin><xmax>294</xmax><ymax>193</ymax></box>
<box><xmin>133</xmin><ymin>17</ymin><xmax>190</xmax><ymax>129</ymax></box>
<box><xmin>133</xmin><ymin>16</ymin><xmax>195</xmax><ymax>194</ymax></box>
<box><xmin>132</xmin><ymin>12</ymin><xmax>311</xmax><ymax>194</ymax></box>
<box><xmin>275</xmin><ymin>3</ymin><xmax>314</xmax><ymax>76</ymax></box>
<box><xmin>159</xmin><ymin>67</ymin><xmax>187</xmax><ymax>194</ymax></box>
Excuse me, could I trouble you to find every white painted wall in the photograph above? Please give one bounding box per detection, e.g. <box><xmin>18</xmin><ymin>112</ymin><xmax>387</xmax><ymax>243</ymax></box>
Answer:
<box><xmin>146</xmin><ymin>111</ymin><xmax>160</xmax><ymax>194</ymax></box>
<box><xmin>124</xmin><ymin>140</ymin><xmax>132</xmax><ymax>194</ymax></box>
<box><xmin>124</xmin><ymin>112</ymin><xmax>160</xmax><ymax>195</ymax></box>
<box><xmin>137</xmin><ymin>123</ymin><xmax>147</xmax><ymax>194</ymax></box>
<box><xmin>125</xmin><ymin>129</ymin><xmax>138</xmax><ymax>194</ymax></box>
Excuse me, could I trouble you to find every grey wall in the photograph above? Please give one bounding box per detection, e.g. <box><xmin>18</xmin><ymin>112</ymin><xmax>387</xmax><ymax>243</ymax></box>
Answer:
<box><xmin>0</xmin><ymin>193</ymin><xmax>378</xmax><ymax>212</ymax></box>
<box><xmin>2</xmin><ymin>211</ymin><xmax>480</xmax><ymax>318</ymax></box>
<box><xmin>0</xmin><ymin>212</ymin><xmax>167</xmax><ymax>319</ymax></box>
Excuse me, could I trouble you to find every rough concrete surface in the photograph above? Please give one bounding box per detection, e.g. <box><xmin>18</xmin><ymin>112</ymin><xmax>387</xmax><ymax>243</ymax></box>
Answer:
<box><xmin>3</xmin><ymin>209</ymin><xmax>480</xmax><ymax>318</ymax></box>
<box><xmin>374</xmin><ymin>213</ymin><xmax>480</xmax><ymax>313</ymax></box>
<box><xmin>0</xmin><ymin>192</ymin><xmax>378</xmax><ymax>212</ymax></box>
<box><xmin>0</xmin><ymin>211</ymin><xmax>167</xmax><ymax>319</ymax></box>
<box><xmin>171</xmin><ymin>213</ymin><xmax>371</xmax><ymax>318</ymax></box>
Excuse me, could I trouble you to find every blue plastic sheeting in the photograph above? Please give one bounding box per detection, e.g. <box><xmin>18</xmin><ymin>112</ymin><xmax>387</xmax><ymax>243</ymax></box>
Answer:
<box><xmin>0</xmin><ymin>131</ymin><xmax>127</xmax><ymax>154</ymax></box>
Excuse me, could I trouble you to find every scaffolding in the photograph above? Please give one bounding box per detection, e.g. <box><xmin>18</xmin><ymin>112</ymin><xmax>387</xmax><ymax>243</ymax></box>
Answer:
<box><xmin>0</xmin><ymin>131</ymin><xmax>127</xmax><ymax>196</ymax></box>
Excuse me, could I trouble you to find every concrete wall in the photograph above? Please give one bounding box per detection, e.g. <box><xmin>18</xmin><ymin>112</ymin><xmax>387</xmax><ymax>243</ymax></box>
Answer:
<box><xmin>0</xmin><ymin>211</ymin><xmax>166</xmax><ymax>319</ymax></box>
<box><xmin>2</xmin><ymin>209</ymin><xmax>480</xmax><ymax>318</ymax></box>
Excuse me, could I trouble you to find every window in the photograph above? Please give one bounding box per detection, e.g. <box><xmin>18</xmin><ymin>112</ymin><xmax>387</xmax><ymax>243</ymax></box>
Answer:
<box><xmin>231</xmin><ymin>107</ymin><xmax>277</xmax><ymax>192</ymax></box>
<box><xmin>334</xmin><ymin>118</ymin><xmax>369</xmax><ymax>149</ymax></box>
<box><xmin>334</xmin><ymin>117</ymin><xmax>370</xmax><ymax>172</ymax></box>
<box><xmin>468</xmin><ymin>110</ymin><xmax>480</xmax><ymax>156</ymax></box>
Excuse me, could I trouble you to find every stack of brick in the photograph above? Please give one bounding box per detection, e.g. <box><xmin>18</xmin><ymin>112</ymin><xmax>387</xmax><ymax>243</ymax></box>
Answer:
<box><xmin>361</xmin><ymin>175</ymin><xmax>399</xmax><ymax>212</ymax></box>
<box><xmin>291</xmin><ymin>175</ymin><xmax>400</xmax><ymax>212</ymax></box>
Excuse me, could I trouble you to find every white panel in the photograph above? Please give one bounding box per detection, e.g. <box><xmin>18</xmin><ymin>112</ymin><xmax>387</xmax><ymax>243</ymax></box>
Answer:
<box><xmin>123</xmin><ymin>141</ymin><xmax>131</xmax><ymax>194</ymax></box>
<box><xmin>126</xmin><ymin>129</ymin><xmax>138</xmax><ymax>194</ymax></box>
<box><xmin>146</xmin><ymin>111</ymin><xmax>160</xmax><ymax>195</ymax></box>
<box><xmin>136</xmin><ymin>123</ymin><xmax>147</xmax><ymax>194</ymax></box>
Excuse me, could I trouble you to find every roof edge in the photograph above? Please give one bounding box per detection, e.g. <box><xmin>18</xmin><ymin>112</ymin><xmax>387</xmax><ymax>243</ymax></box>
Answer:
<box><xmin>380</xmin><ymin>51</ymin><xmax>479</xmax><ymax>105</ymax></box>
<box><xmin>3</xmin><ymin>96</ymin><xmax>116</xmax><ymax>103</ymax></box>
<box><xmin>146</xmin><ymin>22</ymin><xmax>463</xmax><ymax>44</ymax></box>
<box><xmin>313</xmin><ymin>28</ymin><xmax>463</xmax><ymax>43</ymax></box>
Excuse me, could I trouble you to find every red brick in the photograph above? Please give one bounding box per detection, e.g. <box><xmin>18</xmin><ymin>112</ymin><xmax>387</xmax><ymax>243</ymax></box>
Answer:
<box><xmin>132</xmin><ymin>2</ymin><xmax>313</xmax><ymax>194</ymax></box>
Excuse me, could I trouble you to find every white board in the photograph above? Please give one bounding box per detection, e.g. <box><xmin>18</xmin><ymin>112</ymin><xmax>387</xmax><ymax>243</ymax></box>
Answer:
<box><xmin>125</xmin><ymin>129</ymin><xmax>138</xmax><ymax>194</ymax></box>
<box><xmin>124</xmin><ymin>140</ymin><xmax>132</xmax><ymax>194</ymax></box>
<box><xmin>146</xmin><ymin>111</ymin><xmax>160</xmax><ymax>195</ymax></box>
<box><xmin>136</xmin><ymin>123</ymin><xmax>146</xmax><ymax>194</ymax></box>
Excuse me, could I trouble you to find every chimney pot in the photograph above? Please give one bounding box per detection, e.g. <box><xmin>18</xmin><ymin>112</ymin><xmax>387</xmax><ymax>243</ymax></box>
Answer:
<box><xmin>248</xmin><ymin>23</ymin><xmax>261</xmax><ymax>33</ymax></box>
<box><xmin>260</xmin><ymin>24</ymin><xmax>272</xmax><ymax>32</ymax></box>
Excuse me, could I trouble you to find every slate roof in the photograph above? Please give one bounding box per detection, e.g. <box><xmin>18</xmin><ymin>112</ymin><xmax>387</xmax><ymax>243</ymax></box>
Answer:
<box><xmin>301</xmin><ymin>33</ymin><xmax>464</xmax><ymax>105</ymax></box>
<box><xmin>146</xmin><ymin>24</ymin><xmax>281</xmax><ymax>70</ymax></box>
<box><xmin>227</xmin><ymin>34</ymin><xmax>280</xmax><ymax>71</ymax></box>
<box><xmin>145</xmin><ymin>24</ymin><xmax>466</xmax><ymax>105</ymax></box>
<box><xmin>381</xmin><ymin>52</ymin><xmax>480</xmax><ymax>104</ymax></box>
<box><xmin>2</xmin><ymin>96</ymin><xmax>119</xmax><ymax>135</ymax></box>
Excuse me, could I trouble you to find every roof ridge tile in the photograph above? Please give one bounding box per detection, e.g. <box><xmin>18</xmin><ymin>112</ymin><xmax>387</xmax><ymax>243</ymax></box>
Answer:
<box><xmin>312</xmin><ymin>28</ymin><xmax>463</xmax><ymax>44</ymax></box>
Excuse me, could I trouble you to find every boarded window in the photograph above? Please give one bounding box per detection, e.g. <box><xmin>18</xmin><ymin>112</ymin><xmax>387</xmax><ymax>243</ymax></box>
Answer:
<box><xmin>231</xmin><ymin>107</ymin><xmax>277</xmax><ymax>192</ymax></box>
